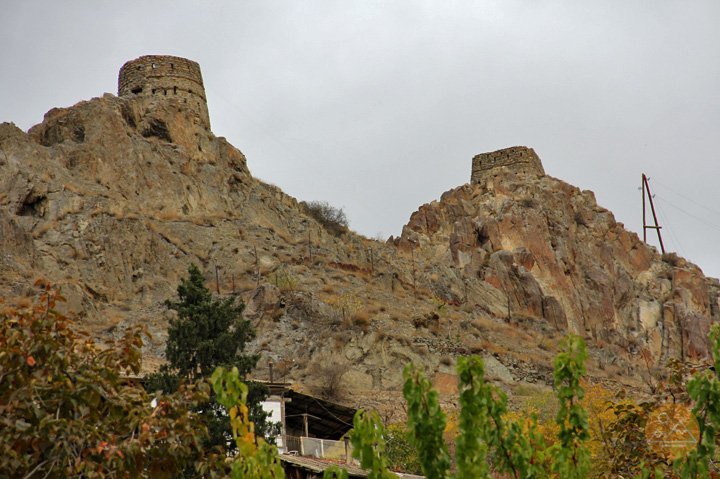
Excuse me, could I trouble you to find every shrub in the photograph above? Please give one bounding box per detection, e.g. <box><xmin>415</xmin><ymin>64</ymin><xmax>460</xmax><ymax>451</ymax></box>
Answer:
<box><xmin>301</xmin><ymin>200</ymin><xmax>348</xmax><ymax>236</ymax></box>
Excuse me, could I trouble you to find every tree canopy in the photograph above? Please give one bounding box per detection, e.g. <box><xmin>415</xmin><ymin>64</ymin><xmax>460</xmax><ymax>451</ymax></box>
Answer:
<box><xmin>0</xmin><ymin>281</ymin><xmax>224</xmax><ymax>479</ymax></box>
<box><xmin>147</xmin><ymin>264</ymin><xmax>277</xmax><ymax>451</ymax></box>
<box><xmin>164</xmin><ymin>264</ymin><xmax>258</xmax><ymax>380</ymax></box>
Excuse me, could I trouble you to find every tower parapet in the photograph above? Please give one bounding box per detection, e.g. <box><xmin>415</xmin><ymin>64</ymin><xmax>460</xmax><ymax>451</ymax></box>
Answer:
<box><xmin>118</xmin><ymin>55</ymin><xmax>210</xmax><ymax>130</ymax></box>
<box><xmin>471</xmin><ymin>146</ymin><xmax>545</xmax><ymax>183</ymax></box>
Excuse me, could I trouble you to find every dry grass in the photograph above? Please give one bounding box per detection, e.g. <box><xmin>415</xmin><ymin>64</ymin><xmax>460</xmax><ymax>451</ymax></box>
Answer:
<box><xmin>62</xmin><ymin>182</ymin><xmax>83</xmax><ymax>194</ymax></box>
<box><xmin>32</xmin><ymin>221</ymin><xmax>57</xmax><ymax>238</ymax></box>
<box><xmin>157</xmin><ymin>210</ymin><xmax>181</xmax><ymax>221</ymax></box>
<box><xmin>88</xmin><ymin>206</ymin><xmax>104</xmax><ymax>217</ymax></box>
<box><xmin>180</xmin><ymin>161</ymin><xmax>197</xmax><ymax>175</ymax></box>
<box><xmin>353</xmin><ymin>313</ymin><xmax>370</xmax><ymax>331</ymax></box>
<box><xmin>471</xmin><ymin>317</ymin><xmax>507</xmax><ymax>334</ymax></box>
<box><xmin>481</xmin><ymin>339</ymin><xmax>505</xmax><ymax>355</ymax></box>
<box><xmin>468</xmin><ymin>340</ymin><xmax>485</xmax><ymax>354</ymax></box>
<box><xmin>120</xmin><ymin>211</ymin><xmax>140</xmax><ymax>220</ymax></box>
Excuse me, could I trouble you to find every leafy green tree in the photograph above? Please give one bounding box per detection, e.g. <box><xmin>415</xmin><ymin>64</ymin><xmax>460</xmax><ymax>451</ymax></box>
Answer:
<box><xmin>147</xmin><ymin>264</ymin><xmax>278</xmax><ymax>452</ymax></box>
<box><xmin>0</xmin><ymin>281</ymin><xmax>225</xmax><ymax>479</ymax></box>
<box><xmin>383</xmin><ymin>424</ymin><xmax>423</xmax><ymax>475</ymax></box>
<box><xmin>211</xmin><ymin>367</ymin><xmax>286</xmax><ymax>479</ymax></box>
<box><xmin>209</xmin><ymin>329</ymin><xmax>720</xmax><ymax>479</ymax></box>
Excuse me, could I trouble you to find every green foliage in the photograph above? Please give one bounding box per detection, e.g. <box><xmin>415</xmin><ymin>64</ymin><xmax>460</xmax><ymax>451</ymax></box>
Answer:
<box><xmin>431</xmin><ymin>296</ymin><xmax>448</xmax><ymax>315</ymax></box>
<box><xmin>351</xmin><ymin>411</ymin><xmax>398</xmax><ymax>479</ymax></box>
<box><xmin>211</xmin><ymin>367</ymin><xmax>286</xmax><ymax>479</ymax></box>
<box><xmin>324</xmin><ymin>292</ymin><xmax>363</xmax><ymax>322</ymax></box>
<box><xmin>599</xmin><ymin>397</ymin><xmax>664</xmax><ymax>476</ymax></box>
<box><xmin>0</xmin><ymin>282</ymin><xmax>224</xmax><ymax>479</ymax></box>
<box><xmin>147</xmin><ymin>264</ymin><xmax>277</xmax><ymax>453</ymax></box>
<box><xmin>455</xmin><ymin>356</ymin><xmax>546</xmax><ymax>478</ymax></box>
<box><xmin>403</xmin><ymin>364</ymin><xmax>452</xmax><ymax>479</ymax></box>
<box><xmin>302</xmin><ymin>200</ymin><xmax>349</xmax><ymax>236</ymax></box>
<box><xmin>369</xmin><ymin>334</ymin><xmax>591</xmax><ymax>479</ymax></box>
<box><xmin>549</xmin><ymin>334</ymin><xmax>591</xmax><ymax>479</ymax></box>
<box><xmin>267</xmin><ymin>268</ymin><xmax>296</xmax><ymax>291</ymax></box>
<box><xmin>679</xmin><ymin>324</ymin><xmax>720</xmax><ymax>478</ymax></box>
<box><xmin>384</xmin><ymin>424</ymin><xmax>423</xmax><ymax>475</ymax></box>
<box><xmin>157</xmin><ymin>329</ymin><xmax>720</xmax><ymax>479</ymax></box>
<box><xmin>164</xmin><ymin>264</ymin><xmax>257</xmax><ymax>380</ymax></box>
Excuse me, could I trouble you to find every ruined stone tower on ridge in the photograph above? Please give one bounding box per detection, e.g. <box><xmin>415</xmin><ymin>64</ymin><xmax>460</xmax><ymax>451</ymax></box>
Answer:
<box><xmin>471</xmin><ymin>146</ymin><xmax>545</xmax><ymax>184</ymax></box>
<box><xmin>118</xmin><ymin>55</ymin><xmax>210</xmax><ymax>130</ymax></box>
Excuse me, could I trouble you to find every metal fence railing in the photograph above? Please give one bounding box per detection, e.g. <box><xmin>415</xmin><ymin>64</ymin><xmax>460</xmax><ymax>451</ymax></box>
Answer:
<box><xmin>282</xmin><ymin>435</ymin><xmax>353</xmax><ymax>462</ymax></box>
<box><xmin>283</xmin><ymin>435</ymin><xmax>302</xmax><ymax>454</ymax></box>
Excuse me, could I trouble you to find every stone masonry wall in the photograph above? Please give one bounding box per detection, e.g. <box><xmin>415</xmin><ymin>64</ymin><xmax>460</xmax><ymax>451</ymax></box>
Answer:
<box><xmin>471</xmin><ymin>146</ymin><xmax>545</xmax><ymax>183</ymax></box>
<box><xmin>118</xmin><ymin>55</ymin><xmax>210</xmax><ymax>130</ymax></box>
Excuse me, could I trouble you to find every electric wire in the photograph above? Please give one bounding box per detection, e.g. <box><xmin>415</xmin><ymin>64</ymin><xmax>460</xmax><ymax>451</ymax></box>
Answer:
<box><xmin>651</xmin><ymin>178</ymin><xmax>720</xmax><ymax>219</ymax></box>
<box><xmin>655</xmin><ymin>196</ymin><xmax>720</xmax><ymax>233</ymax></box>
<box><xmin>311</xmin><ymin>397</ymin><xmax>354</xmax><ymax>428</ymax></box>
<box><xmin>653</xmin><ymin>197</ymin><xmax>687</xmax><ymax>258</ymax></box>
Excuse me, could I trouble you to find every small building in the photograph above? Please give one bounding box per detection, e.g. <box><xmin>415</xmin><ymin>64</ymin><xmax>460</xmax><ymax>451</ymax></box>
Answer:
<box><xmin>259</xmin><ymin>382</ymin><xmax>424</xmax><ymax>479</ymax></box>
<box><xmin>260</xmin><ymin>382</ymin><xmax>356</xmax><ymax>455</ymax></box>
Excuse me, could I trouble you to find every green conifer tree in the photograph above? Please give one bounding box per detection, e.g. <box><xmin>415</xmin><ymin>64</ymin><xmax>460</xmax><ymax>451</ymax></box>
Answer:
<box><xmin>147</xmin><ymin>264</ymin><xmax>278</xmax><ymax>453</ymax></box>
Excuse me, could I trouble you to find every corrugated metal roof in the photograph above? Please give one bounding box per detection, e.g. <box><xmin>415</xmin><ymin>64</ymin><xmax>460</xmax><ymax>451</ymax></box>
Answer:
<box><xmin>283</xmin><ymin>390</ymin><xmax>356</xmax><ymax>439</ymax></box>
<box><xmin>279</xmin><ymin>454</ymin><xmax>425</xmax><ymax>479</ymax></box>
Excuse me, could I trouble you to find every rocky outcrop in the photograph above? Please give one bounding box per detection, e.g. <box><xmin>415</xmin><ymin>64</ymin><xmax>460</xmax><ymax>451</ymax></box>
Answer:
<box><xmin>389</xmin><ymin>168</ymin><xmax>717</xmax><ymax>359</ymax></box>
<box><xmin>1</xmin><ymin>85</ymin><xmax>717</xmax><ymax>410</ymax></box>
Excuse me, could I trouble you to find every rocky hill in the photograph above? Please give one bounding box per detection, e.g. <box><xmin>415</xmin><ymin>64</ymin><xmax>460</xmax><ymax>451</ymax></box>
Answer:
<box><xmin>2</xmin><ymin>69</ymin><xmax>718</xmax><ymax>415</ymax></box>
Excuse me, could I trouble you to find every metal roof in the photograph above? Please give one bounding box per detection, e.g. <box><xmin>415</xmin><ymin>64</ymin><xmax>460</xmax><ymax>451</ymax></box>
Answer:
<box><xmin>279</xmin><ymin>454</ymin><xmax>424</xmax><ymax>479</ymax></box>
<box><xmin>283</xmin><ymin>390</ymin><xmax>356</xmax><ymax>440</ymax></box>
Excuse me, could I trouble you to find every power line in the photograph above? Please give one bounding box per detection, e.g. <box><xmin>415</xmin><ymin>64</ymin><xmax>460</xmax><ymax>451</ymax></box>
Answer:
<box><xmin>651</xmin><ymin>178</ymin><xmax>720</xmax><ymax>219</ymax></box>
<box><xmin>654</xmin><ymin>198</ymin><xmax>686</xmax><ymax>258</ymax></box>
<box><xmin>655</xmin><ymin>196</ymin><xmax>720</xmax><ymax>234</ymax></box>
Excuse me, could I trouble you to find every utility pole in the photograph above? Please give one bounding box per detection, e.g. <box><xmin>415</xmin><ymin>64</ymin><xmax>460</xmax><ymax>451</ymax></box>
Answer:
<box><xmin>642</xmin><ymin>174</ymin><xmax>666</xmax><ymax>254</ymax></box>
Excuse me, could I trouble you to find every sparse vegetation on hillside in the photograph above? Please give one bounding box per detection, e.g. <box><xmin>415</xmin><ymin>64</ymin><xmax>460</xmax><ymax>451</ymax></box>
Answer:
<box><xmin>301</xmin><ymin>200</ymin><xmax>349</xmax><ymax>236</ymax></box>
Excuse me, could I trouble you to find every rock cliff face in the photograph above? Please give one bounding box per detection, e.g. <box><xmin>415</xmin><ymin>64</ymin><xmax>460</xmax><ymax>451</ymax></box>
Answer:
<box><xmin>391</xmin><ymin>168</ymin><xmax>720</xmax><ymax>360</ymax></box>
<box><xmin>2</xmin><ymin>88</ymin><xmax>718</xmax><ymax>409</ymax></box>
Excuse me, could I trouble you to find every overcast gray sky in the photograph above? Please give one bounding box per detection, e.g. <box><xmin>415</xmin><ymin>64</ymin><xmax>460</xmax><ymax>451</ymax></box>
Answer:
<box><xmin>2</xmin><ymin>1</ymin><xmax>719</xmax><ymax>277</ymax></box>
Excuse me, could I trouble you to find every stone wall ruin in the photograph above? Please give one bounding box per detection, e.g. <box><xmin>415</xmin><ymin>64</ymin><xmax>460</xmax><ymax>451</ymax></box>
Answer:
<box><xmin>118</xmin><ymin>55</ymin><xmax>210</xmax><ymax>130</ymax></box>
<box><xmin>471</xmin><ymin>146</ymin><xmax>545</xmax><ymax>184</ymax></box>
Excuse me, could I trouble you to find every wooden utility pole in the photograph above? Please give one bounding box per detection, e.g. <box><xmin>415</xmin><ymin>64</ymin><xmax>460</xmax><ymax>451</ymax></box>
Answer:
<box><xmin>308</xmin><ymin>231</ymin><xmax>312</xmax><ymax>262</ymax></box>
<box><xmin>215</xmin><ymin>265</ymin><xmax>220</xmax><ymax>294</ymax></box>
<box><xmin>642</xmin><ymin>174</ymin><xmax>666</xmax><ymax>254</ymax></box>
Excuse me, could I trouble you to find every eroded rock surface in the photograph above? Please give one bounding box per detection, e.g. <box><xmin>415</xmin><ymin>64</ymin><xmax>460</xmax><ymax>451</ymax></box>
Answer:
<box><xmin>2</xmin><ymin>91</ymin><xmax>718</xmax><ymax>412</ymax></box>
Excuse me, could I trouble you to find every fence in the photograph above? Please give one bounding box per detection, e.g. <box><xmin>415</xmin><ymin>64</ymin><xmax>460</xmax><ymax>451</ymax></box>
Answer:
<box><xmin>282</xmin><ymin>435</ymin><xmax>353</xmax><ymax>462</ymax></box>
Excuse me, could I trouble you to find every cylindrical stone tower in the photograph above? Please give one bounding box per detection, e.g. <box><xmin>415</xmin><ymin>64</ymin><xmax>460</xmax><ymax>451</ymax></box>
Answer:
<box><xmin>471</xmin><ymin>146</ymin><xmax>545</xmax><ymax>184</ymax></box>
<box><xmin>118</xmin><ymin>55</ymin><xmax>210</xmax><ymax>130</ymax></box>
